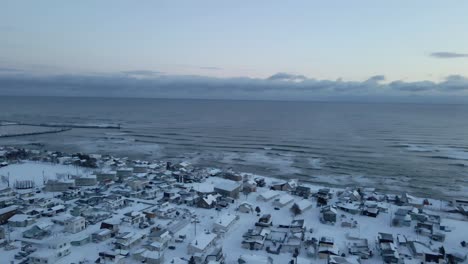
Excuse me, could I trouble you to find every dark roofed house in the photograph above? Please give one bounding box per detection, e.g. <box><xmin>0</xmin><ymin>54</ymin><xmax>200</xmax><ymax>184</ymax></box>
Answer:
<box><xmin>320</xmin><ymin>206</ymin><xmax>337</xmax><ymax>224</ymax></box>
<box><xmin>0</xmin><ymin>205</ymin><xmax>18</xmax><ymax>224</ymax></box>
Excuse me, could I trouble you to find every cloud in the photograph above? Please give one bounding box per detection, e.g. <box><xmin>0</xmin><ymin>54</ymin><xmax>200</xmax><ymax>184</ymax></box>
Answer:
<box><xmin>0</xmin><ymin>71</ymin><xmax>467</xmax><ymax>102</ymax></box>
<box><xmin>121</xmin><ymin>70</ymin><xmax>162</xmax><ymax>78</ymax></box>
<box><xmin>430</xmin><ymin>52</ymin><xmax>468</xmax><ymax>58</ymax></box>
<box><xmin>0</xmin><ymin>67</ymin><xmax>23</xmax><ymax>73</ymax></box>
<box><xmin>365</xmin><ymin>75</ymin><xmax>385</xmax><ymax>83</ymax></box>
<box><xmin>199</xmin><ymin>66</ymin><xmax>223</xmax><ymax>70</ymax></box>
<box><xmin>267</xmin><ymin>72</ymin><xmax>307</xmax><ymax>82</ymax></box>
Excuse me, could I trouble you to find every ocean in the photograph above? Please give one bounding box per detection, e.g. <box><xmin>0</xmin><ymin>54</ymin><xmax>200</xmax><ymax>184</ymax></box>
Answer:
<box><xmin>0</xmin><ymin>96</ymin><xmax>467</xmax><ymax>199</ymax></box>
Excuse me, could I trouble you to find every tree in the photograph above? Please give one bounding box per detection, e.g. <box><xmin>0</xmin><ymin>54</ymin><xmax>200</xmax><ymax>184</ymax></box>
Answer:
<box><xmin>255</xmin><ymin>206</ymin><xmax>261</xmax><ymax>214</ymax></box>
<box><xmin>439</xmin><ymin>246</ymin><xmax>445</xmax><ymax>256</ymax></box>
<box><xmin>188</xmin><ymin>256</ymin><xmax>196</xmax><ymax>264</ymax></box>
<box><xmin>291</xmin><ymin>203</ymin><xmax>301</xmax><ymax>217</ymax></box>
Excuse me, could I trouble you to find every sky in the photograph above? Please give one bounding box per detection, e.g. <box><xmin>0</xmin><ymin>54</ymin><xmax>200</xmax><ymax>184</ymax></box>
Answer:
<box><xmin>0</xmin><ymin>0</ymin><xmax>468</xmax><ymax>101</ymax></box>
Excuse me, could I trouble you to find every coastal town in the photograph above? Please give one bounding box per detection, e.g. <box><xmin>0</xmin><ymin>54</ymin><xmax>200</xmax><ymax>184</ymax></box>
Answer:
<box><xmin>0</xmin><ymin>146</ymin><xmax>467</xmax><ymax>264</ymax></box>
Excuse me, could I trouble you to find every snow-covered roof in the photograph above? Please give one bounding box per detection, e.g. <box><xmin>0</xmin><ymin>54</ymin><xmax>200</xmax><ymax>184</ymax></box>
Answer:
<box><xmin>276</xmin><ymin>194</ymin><xmax>294</xmax><ymax>205</ymax></box>
<box><xmin>214</xmin><ymin>213</ymin><xmax>236</xmax><ymax>228</ymax></box>
<box><xmin>296</xmin><ymin>199</ymin><xmax>313</xmax><ymax>211</ymax></box>
<box><xmin>189</xmin><ymin>233</ymin><xmax>217</xmax><ymax>251</ymax></box>
<box><xmin>238</xmin><ymin>254</ymin><xmax>271</xmax><ymax>263</ymax></box>
<box><xmin>0</xmin><ymin>205</ymin><xmax>17</xmax><ymax>214</ymax></box>
<box><xmin>214</xmin><ymin>180</ymin><xmax>241</xmax><ymax>192</ymax></box>
<box><xmin>8</xmin><ymin>214</ymin><xmax>31</xmax><ymax>222</ymax></box>
<box><xmin>258</xmin><ymin>190</ymin><xmax>279</xmax><ymax>200</ymax></box>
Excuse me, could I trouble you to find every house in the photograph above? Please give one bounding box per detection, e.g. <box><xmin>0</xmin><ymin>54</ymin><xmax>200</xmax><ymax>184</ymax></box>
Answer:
<box><xmin>257</xmin><ymin>190</ymin><xmax>280</xmax><ymax>202</ymax></box>
<box><xmin>97</xmin><ymin>171</ymin><xmax>117</xmax><ymax>182</ymax></box>
<box><xmin>243</xmin><ymin>180</ymin><xmax>257</xmax><ymax>193</ymax></box>
<box><xmin>295</xmin><ymin>199</ymin><xmax>313</xmax><ymax>213</ymax></box>
<box><xmin>133</xmin><ymin>248</ymin><xmax>164</xmax><ymax>264</ymax></box>
<box><xmin>28</xmin><ymin>238</ymin><xmax>71</xmax><ymax>264</ymax></box>
<box><xmin>23</xmin><ymin>222</ymin><xmax>53</xmax><ymax>239</ymax></box>
<box><xmin>98</xmin><ymin>250</ymin><xmax>126</xmax><ymax>264</ymax></box>
<box><xmin>114</xmin><ymin>232</ymin><xmax>144</xmax><ymax>250</ymax></box>
<box><xmin>255</xmin><ymin>214</ymin><xmax>272</xmax><ymax>227</ymax></box>
<box><xmin>238</xmin><ymin>254</ymin><xmax>273</xmax><ymax>264</ymax></box>
<box><xmin>393</xmin><ymin>208</ymin><xmax>411</xmax><ymax>227</ymax></box>
<box><xmin>213</xmin><ymin>213</ymin><xmax>238</xmax><ymax>233</ymax></box>
<box><xmin>70</xmin><ymin>233</ymin><xmax>91</xmax><ymax>246</ymax></box>
<box><xmin>293</xmin><ymin>185</ymin><xmax>311</xmax><ymax>198</ymax></box>
<box><xmin>318</xmin><ymin>244</ymin><xmax>340</xmax><ymax>259</ymax></box>
<box><xmin>8</xmin><ymin>214</ymin><xmax>35</xmax><ymax>227</ymax></box>
<box><xmin>408</xmin><ymin>241</ymin><xmax>443</xmax><ymax>263</ymax></box>
<box><xmin>205</xmin><ymin>247</ymin><xmax>225</xmax><ymax>263</ymax></box>
<box><xmin>379</xmin><ymin>242</ymin><xmax>399</xmax><ymax>263</ymax></box>
<box><xmin>45</xmin><ymin>179</ymin><xmax>75</xmax><ymax>192</ymax></box>
<box><xmin>42</xmin><ymin>204</ymin><xmax>66</xmax><ymax>217</ymax></box>
<box><xmin>328</xmin><ymin>255</ymin><xmax>361</xmax><ymax>264</ymax></box>
<box><xmin>362</xmin><ymin>207</ymin><xmax>379</xmax><ymax>217</ymax></box>
<box><xmin>187</xmin><ymin>233</ymin><xmax>217</xmax><ymax>254</ymax></box>
<box><xmin>148</xmin><ymin>228</ymin><xmax>172</xmax><ymax>247</ymax></box>
<box><xmin>238</xmin><ymin>202</ymin><xmax>254</xmax><ymax>213</ymax></box>
<box><xmin>64</xmin><ymin>216</ymin><xmax>86</xmax><ymax>233</ymax></box>
<box><xmin>214</xmin><ymin>180</ymin><xmax>242</xmax><ymax>199</ymax></box>
<box><xmin>100</xmin><ymin>220</ymin><xmax>120</xmax><ymax>237</ymax></box>
<box><xmin>197</xmin><ymin>194</ymin><xmax>218</xmax><ymax>209</ymax></box>
<box><xmin>123</xmin><ymin>211</ymin><xmax>145</xmax><ymax>225</ymax></box>
<box><xmin>0</xmin><ymin>205</ymin><xmax>18</xmax><ymax>224</ymax></box>
<box><xmin>74</xmin><ymin>175</ymin><xmax>97</xmax><ymax>186</ymax></box>
<box><xmin>222</xmin><ymin>171</ymin><xmax>243</xmax><ymax>182</ymax></box>
<box><xmin>116</xmin><ymin>167</ymin><xmax>134</xmax><ymax>181</ymax></box>
<box><xmin>337</xmin><ymin>202</ymin><xmax>361</xmax><ymax>215</ymax></box>
<box><xmin>377</xmin><ymin>233</ymin><xmax>394</xmax><ymax>244</ymax></box>
<box><xmin>273</xmin><ymin>194</ymin><xmax>294</xmax><ymax>208</ymax></box>
<box><xmin>320</xmin><ymin>206</ymin><xmax>337</xmax><ymax>224</ymax></box>
<box><xmin>92</xmin><ymin>229</ymin><xmax>112</xmax><ymax>242</ymax></box>
<box><xmin>347</xmin><ymin>238</ymin><xmax>371</xmax><ymax>259</ymax></box>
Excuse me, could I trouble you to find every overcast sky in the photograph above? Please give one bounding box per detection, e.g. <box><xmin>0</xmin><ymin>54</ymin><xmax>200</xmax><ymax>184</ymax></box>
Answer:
<box><xmin>1</xmin><ymin>1</ymin><xmax>467</xmax><ymax>101</ymax></box>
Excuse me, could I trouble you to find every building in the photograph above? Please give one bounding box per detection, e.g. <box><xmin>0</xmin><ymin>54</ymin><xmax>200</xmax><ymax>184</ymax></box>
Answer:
<box><xmin>238</xmin><ymin>202</ymin><xmax>254</xmax><ymax>213</ymax></box>
<box><xmin>64</xmin><ymin>216</ymin><xmax>86</xmax><ymax>233</ymax></box>
<box><xmin>97</xmin><ymin>171</ymin><xmax>117</xmax><ymax>182</ymax></box>
<box><xmin>257</xmin><ymin>190</ymin><xmax>280</xmax><ymax>202</ymax></box>
<box><xmin>8</xmin><ymin>214</ymin><xmax>35</xmax><ymax>227</ymax></box>
<box><xmin>28</xmin><ymin>238</ymin><xmax>71</xmax><ymax>264</ymax></box>
<box><xmin>45</xmin><ymin>179</ymin><xmax>75</xmax><ymax>192</ymax></box>
<box><xmin>295</xmin><ymin>199</ymin><xmax>313</xmax><ymax>213</ymax></box>
<box><xmin>320</xmin><ymin>206</ymin><xmax>337</xmax><ymax>224</ymax></box>
<box><xmin>114</xmin><ymin>232</ymin><xmax>144</xmax><ymax>250</ymax></box>
<box><xmin>213</xmin><ymin>213</ymin><xmax>238</xmax><ymax>232</ymax></box>
<box><xmin>273</xmin><ymin>194</ymin><xmax>294</xmax><ymax>208</ymax></box>
<box><xmin>214</xmin><ymin>180</ymin><xmax>242</xmax><ymax>199</ymax></box>
<box><xmin>74</xmin><ymin>175</ymin><xmax>97</xmax><ymax>186</ymax></box>
<box><xmin>187</xmin><ymin>233</ymin><xmax>217</xmax><ymax>254</ymax></box>
<box><xmin>0</xmin><ymin>205</ymin><xmax>18</xmax><ymax>224</ymax></box>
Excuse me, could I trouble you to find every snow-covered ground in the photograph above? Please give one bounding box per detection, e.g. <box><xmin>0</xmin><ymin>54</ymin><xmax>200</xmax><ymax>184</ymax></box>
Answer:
<box><xmin>0</xmin><ymin>161</ymin><xmax>92</xmax><ymax>188</ymax></box>
<box><xmin>0</xmin><ymin>156</ymin><xmax>466</xmax><ymax>264</ymax></box>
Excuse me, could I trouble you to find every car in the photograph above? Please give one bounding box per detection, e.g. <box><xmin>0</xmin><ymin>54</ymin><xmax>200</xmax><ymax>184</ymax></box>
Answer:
<box><xmin>168</xmin><ymin>245</ymin><xmax>176</xmax><ymax>250</ymax></box>
<box><xmin>274</xmin><ymin>207</ymin><xmax>280</xmax><ymax>210</ymax></box>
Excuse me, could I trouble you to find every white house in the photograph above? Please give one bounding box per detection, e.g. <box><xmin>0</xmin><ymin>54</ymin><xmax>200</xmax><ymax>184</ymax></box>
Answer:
<box><xmin>187</xmin><ymin>233</ymin><xmax>217</xmax><ymax>254</ymax></box>
<box><xmin>64</xmin><ymin>216</ymin><xmax>86</xmax><ymax>233</ymax></box>
<box><xmin>213</xmin><ymin>213</ymin><xmax>238</xmax><ymax>232</ymax></box>
<box><xmin>238</xmin><ymin>254</ymin><xmax>273</xmax><ymax>264</ymax></box>
<box><xmin>257</xmin><ymin>190</ymin><xmax>280</xmax><ymax>202</ymax></box>
<box><xmin>8</xmin><ymin>214</ymin><xmax>35</xmax><ymax>227</ymax></box>
<box><xmin>238</xmin><ymin>202</ymin><xmax>254</xmax><ymax>213</ymax></box>
<box><xmin>273</xmin><ymin>194</ymin><xmax>294</xmax><ymax>208</ymax></box>
<box><xmin>295</xmin><ymin>199</ymin><xmax>313</xmax><ymax>213</ymax></box>
<box><xmin>28</xmin><ymin>238</ymin><xmax>71</xmax><ymax>264</ymax></box>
